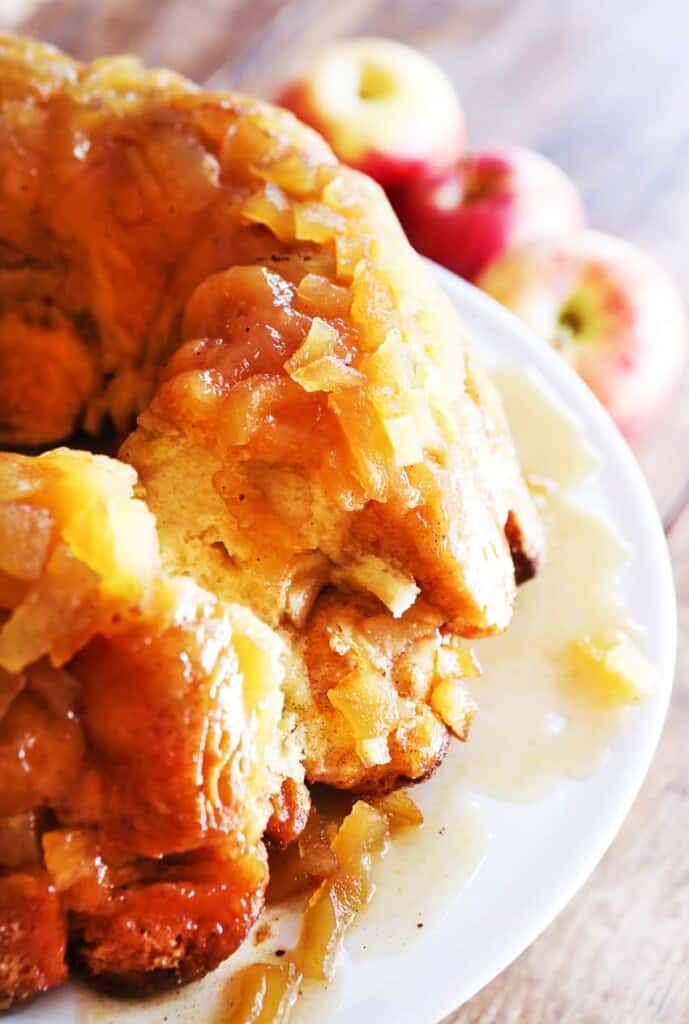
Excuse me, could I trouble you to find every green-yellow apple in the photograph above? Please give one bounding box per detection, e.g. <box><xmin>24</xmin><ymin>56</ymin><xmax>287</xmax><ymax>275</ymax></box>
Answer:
<box><xmin>395</xmin><ymin>145</ymin><xmax>585</xmax><ymax>281</ymax></box>
<box><xmin>277</xmin><ymin>38</ymin><xmax>464</xmax><ymax>189</ymax></box>
<box><xmin>477</xmin><ymin>230</ymin><xmax>688</xmax><ymax>436</ymax></box>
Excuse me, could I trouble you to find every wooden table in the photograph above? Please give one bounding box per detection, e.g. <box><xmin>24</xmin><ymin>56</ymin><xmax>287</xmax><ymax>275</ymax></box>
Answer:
<box><xmin>2</xmin><ymin>1</ymin><xmax>687</xmax><ymax>1020</ymax></box>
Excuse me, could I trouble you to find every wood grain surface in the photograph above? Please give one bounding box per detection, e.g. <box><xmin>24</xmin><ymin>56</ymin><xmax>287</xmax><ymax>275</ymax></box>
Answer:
<box><xmin>1</xmin><ymin>2</ymin><xmax>687</xmax><ymax>1021</ymax></box>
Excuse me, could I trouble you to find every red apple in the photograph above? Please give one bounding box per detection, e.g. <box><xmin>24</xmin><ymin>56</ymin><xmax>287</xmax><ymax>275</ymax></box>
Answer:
<box><xmin>395</xmin><ymin>145</ymin><xmax>585</xmax><ymax>281</ymax></box>
<box><xmin>477</xmin><ymin>230</ymin><xmax>688</xmax><ymax>437</ymax></box>
<box><xmin>277</xmin><ymin>38</ymin><xmax>464</xmax><ymax>189</ymax></box>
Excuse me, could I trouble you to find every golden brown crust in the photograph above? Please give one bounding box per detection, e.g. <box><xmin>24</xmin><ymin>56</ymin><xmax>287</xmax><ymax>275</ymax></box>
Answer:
<box><xmin>70</xmin><ymin>604</ymin><xmax>273</xmax><ymax>859</ymax></box>
<box><xmin>506</xmin><ymin>508</ymin><xmax>540</xmax><ymax>584</ymax></box>
<box><xmin>0</xmin><ymin>869</ymin><xmax>67</xmax><ymax>1009</ymax></box>
<box><xmin>69</xmin><ymin>855</ymin><xmax>266</xmax><ymax>996</ymax></box>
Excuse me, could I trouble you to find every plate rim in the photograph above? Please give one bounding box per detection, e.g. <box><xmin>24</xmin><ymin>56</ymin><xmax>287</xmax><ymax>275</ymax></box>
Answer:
<box><xmin>424</xmin><ymin>258</ymin><xmax>677</xmax><ymax>1018</ymax></box>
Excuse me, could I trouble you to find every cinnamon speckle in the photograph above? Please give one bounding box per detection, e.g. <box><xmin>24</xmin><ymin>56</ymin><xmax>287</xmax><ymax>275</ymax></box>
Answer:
<box><xmin>253</xmin><ymin>922</ymin><xmax>272</xmax><ymax>944</ymax></box>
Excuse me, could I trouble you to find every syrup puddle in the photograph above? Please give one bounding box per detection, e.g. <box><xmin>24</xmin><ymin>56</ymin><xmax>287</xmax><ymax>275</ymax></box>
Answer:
<box><xmin>79</xmin><ymin>369</ymin><xmax>645</xmax><ymax>1023</ymax></box>
<box><xmin>461</xmin><ymin>370</ymin><xmax>635</xmax><ymax>799</ymax></box>
<box><xmin>219</xmin><ymin>787</ymin><xmax>487</xmax><ymax>1024</ymax></box>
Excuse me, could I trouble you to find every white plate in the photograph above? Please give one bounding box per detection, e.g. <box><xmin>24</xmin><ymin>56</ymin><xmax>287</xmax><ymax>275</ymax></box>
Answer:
<box><xmin>20</xmin><ymin>263</ymin><xmax>676</xmax><ymax>1024</ymax></box>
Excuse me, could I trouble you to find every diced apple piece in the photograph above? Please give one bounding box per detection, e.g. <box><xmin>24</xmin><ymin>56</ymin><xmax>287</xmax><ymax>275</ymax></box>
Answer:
<box><xmin>146</xmin><ymin>368</ymin><xmax>226</xmax><ymax>444</ymax></box>
<box><xmin>355</xmin><ymin>736</ymin><xmax>391</xmax><ymax>768</ymax></box>
<box><xmin>0</xmin><ymin>504</ymin><xmax>54</xmax><ymax>581</ymax></box>
<box><xmin>254</xmin><ymin>150</ymin><xmax>321</xmax><ymax>197</ymax></box>
<box><xmin>228</xmin><ymin>959</ymin><xmax>301</xmax><ymax>1024</ymax></box>
<box><xmin>333</xmin><ymin>553</ymin><xmax>419</xmax><ymax>618</ymax></box>
<box><xmin>329</xmin><ymin>388</ymin><xmax>391</xmax><ymax>501</ymax></box>
<box><xmin>42</xmin><ymin>829</ymin><xmax>106</xmax><ymax>893</ymax></box>
<box><xmin>435</xmin><ymin>634</ymin><xmax>481</xmax><ymax>680</ymax></box>
<box><xmin>143</xmin><ymin>129</ymin><xmax>219</xmax><ymax>211</ymax></box>
<box><xmin>266</xmin><ymin>797</ymin><xmax>416</xmax><ymax>1013</ymax></box>
<box><xmin>383</xmin><ymin>414</ymin><xmax>424</xmax><ymax>467</ymax></box>
<box><xmin>363</xmin><ymin>328</ymin><xmax>414</xmax><ymax>390</ymax></box>
<box><xmin>290</xmin><ymin>356</ymin><xmax>365</xmax><ymax>393</ymax></box>
<box><xmin>284</xmin><ymin>553</ymin><xmax>330</xmax><ymax>629</ymax></box>
<box><xmin>294</xmin><ymin>201</ymin><xmax>345</xmax><ymax>243</ymax></box>
<box><xmin>568</xmin><ymin>633</ymin><xmax>657</xmax><ymax>705</ymax></box>
<box><xmin>94</xmin><ymin>491</ymin><xmax>160</xmax><ymax>604</ymax></box>
<box><xmin>296</xmin><ymin>800</ymin><xmax>389</xmax><ymax>981</ymax></box>
<box><xmin>297</xmin><ymin>811</ymin><xmax>338</xmax><ymax>880</ymax></box>
<box><xmin>429</xmin><ymin>635</ymin><xmax>478</xmax><ymax>738</ymax></box>
<box><xmin>268</xmin><ymin>807</ymin><xmax>338</xmax><ymax>904</ymax></box>
<box><xmin>0</xmin><ymin>545</ymin><xmax>100</xmax><ymax>672</ymax></box>
<box><xmin>372</xmin><ymin>789</ymin><xmax>424</xmax><ymax>831</ymax></box>
<box><xmin>430</xmin><ymin>678</ymin><xmax>475</xmax><ymax>739</ymax></box>
<box><xmin>0</xmin><ymin>451</ymin><xmax>161</xmax><ymax>669</ymax></box>
<box><xmin>222</xmin><ymin>114</ymin><xmax>284</xmax><ymax>174</ymax></box>
<box><xmin>36</xmin><ymin>450</ymin><xmax>160</xmax><ymax>605</ymax></box>
<box><xmin>296</xmin><ymin>275</ymin><xmax>350</xmax><ymax>318</ymax></box>
<box><xmin>0</xmin><ymin>455</ymin><xmax>45</xmax><ymax>502</ymax></box>
<box><xmin>242</xmin><ymin>183</ymin><xmax>295</xmax><ymax>242</ymax></box>
<box><xmin>38</xmin><ymin>449</ymin><xmax>135</xmax><ymax>506</ymax></box>
<box><xmin>284</xmin><ymin>317</ymin><xmax>340</xmax><ymax>371</ymax></box>
<box><xmin>334</xmin><ymin>232</ymin><xmax>364</xmax><ymax>282</ymax></box>
<box><xmin>350</xmin><ymin>267</ymin><xmax>398</xmax><ymax>351</ymax></box>
<box><xmin>223</xmin><ymin>601</ymin><xmax>288</xmax><ymax>800</ymax></box>
<box><xmin>327</xmin><ymin>665</ymin><xmax>398</xmax><ymax>741</ymax></box>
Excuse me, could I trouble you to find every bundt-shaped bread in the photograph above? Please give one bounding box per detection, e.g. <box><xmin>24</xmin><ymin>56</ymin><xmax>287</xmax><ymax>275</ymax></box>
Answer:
<box><xmin>0</xmin><ymin>34</ymin><xmax>543</xmax><ymax>1007</ymax></box>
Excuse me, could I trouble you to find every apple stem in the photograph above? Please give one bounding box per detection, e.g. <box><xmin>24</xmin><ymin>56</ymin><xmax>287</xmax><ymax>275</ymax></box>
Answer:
<box><xmin>551</xmin><ymin>305</ymin><xmax>585</xmax><ymax>357</ymax></box>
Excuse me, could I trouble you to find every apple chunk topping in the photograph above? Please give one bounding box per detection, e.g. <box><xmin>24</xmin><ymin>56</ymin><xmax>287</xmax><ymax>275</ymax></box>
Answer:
<box><xmin>230</xmin><ymin>792</ymin><xmax>423</xmax><ymax>1020</ymax></box>
<box><xmin>332</xmin><ymin>554</ymin><xmax>419</xmax><ymax>619</ymax></box>
<box><xmin>567</xmin><ymin>633</ymin><xmax>656</xmax><ymax>706</ymax></box>
<box><xmin>0</xmin><ymin>452</ymin><xmax>160</xmax><ymax>672</ymax></box>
